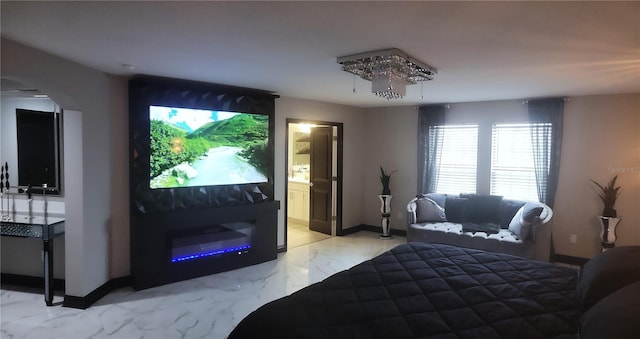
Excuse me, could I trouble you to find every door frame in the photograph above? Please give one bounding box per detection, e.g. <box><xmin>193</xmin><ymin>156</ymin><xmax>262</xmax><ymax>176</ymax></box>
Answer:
<box><xmin>284</xmin><ymin>118</ymin><xmax>343</xmax><ymax>250</ymax></box>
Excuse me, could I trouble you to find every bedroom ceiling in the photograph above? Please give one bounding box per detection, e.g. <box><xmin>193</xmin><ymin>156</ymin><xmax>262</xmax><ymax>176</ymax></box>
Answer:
<box><xmin>1</xmin><ymin>1</ymin><xmax>639</xmax><ymax>107</ymax></box>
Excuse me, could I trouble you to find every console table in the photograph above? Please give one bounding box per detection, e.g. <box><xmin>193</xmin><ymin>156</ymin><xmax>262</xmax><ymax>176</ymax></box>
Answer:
<box><xmin>0</xmin><ymin>213</ymin><xmax>65</xmax><ymax>306</ymax></box>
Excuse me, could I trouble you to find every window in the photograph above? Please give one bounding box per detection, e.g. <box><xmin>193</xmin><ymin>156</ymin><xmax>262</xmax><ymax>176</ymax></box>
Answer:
<box><xmin>431</xmin><ymin>124</ymin><xmax>478</xmax><ymax>195</ymax></box>
<box><xmin>425</xmin><ymin>122</ymin><xmax>552</xmax><ymax>201</ymax></box>
<box><xmin>490</xmin><ymin>123</ymin><xmax>552</xmax><ymax>201</ymax></box>
<box><xmin>419</xmin><ymin>99</ymin><xmax>562</xmax><ymax>205</ymax></box>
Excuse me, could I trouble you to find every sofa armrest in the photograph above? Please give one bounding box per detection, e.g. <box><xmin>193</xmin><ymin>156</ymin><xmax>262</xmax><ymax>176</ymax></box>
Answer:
<box><xmin>531</xmin><ymin>221</ymin><xmax>552</xmax><ymax>261</ymax></box>
<box><xmin>530</xmin><ymin>203</ymin><xmax>553</xmax><ymax>261</ymax></box>
<box><xmin>538</xmin><ymin>204</ymin><xmax>553</xmax><ymax>224</ymax></box>
<box><xmin>407</xmin><ymin>197</ymin><xmax>418</xmax><ymax>225</ymax></box>
<box><xmin>525</xmin><ymin>202</ymin><xmax>553</xmax><ymax>242</ymax></box>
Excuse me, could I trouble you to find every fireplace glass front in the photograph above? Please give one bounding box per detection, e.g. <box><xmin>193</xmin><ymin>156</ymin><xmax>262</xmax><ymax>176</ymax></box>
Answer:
<box><xmin>170</xmin><ymin>221</ymin><xmax>255</xmax><ymax>263</ymax></box>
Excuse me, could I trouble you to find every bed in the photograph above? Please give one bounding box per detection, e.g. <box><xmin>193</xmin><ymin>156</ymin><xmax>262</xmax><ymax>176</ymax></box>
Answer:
<box><xmin>229</xmin><ymin>242</ymin><xmax>581</xmax><ymax>339</ymax></box>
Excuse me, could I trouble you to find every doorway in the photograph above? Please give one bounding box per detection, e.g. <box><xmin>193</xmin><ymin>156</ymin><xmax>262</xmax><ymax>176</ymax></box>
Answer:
<box><xmin>286</xmin><ymin>119</ymin><xmax>342</xmax><ymax>249</ymax></box>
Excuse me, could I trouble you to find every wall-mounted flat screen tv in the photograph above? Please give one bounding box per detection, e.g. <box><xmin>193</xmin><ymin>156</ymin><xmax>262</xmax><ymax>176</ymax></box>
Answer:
<box><xmin>149</xmin><ymin>105</ymin><xmax>269</xmax><ymax>189</ymax></box>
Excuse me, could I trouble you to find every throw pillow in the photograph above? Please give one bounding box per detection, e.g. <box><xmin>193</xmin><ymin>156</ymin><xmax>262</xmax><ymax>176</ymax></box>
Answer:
<box><xmin>417</xmin><ymin>193</ymin><xmax>447</xmax><ymax>210</ymax></box>
<box><xmin>508</xmin><ymin>203</ymin><xmax>543</xmax><ymax>240</ymax></box>
<box><xmin>459</xmin><ymin>194</ymin><xmax>503</xmax><ymax>223</ymax></box>
<box><xmin>497</xmin><ymin>200</ymin><xmax>526</xmax><ymax>229</ymax></box>
<box><xmin>415</xmin><ymin>198</ymin><xmax>447</xmax><ymax>223</ymax></box>
<box><xmin>444</xmin><ymin>197</ymin><xmax>470</xmax><ymax>223</ymax></box>
<box><xmin>577</xmin><ymin>246</ymin><xmax>640</xmax><ymax>311</ymax></box>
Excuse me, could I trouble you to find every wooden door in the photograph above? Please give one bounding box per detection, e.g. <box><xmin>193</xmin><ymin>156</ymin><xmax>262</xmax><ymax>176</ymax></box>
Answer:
<box><xmin>309</xmin><ymin>126</ymin><xmax>332</xmax><ymax>235</ymax></box>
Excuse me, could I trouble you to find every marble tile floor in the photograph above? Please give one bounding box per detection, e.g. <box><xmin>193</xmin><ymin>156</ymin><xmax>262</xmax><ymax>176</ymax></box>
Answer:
<box><xmin>286</xmin><ymin>219</ymin><xmax>331</xmax><ymax>249</ymax></box>
<box><xmin>1</xmin><ymin>231</ymin><xmax>404</xmax><ymax>339</ymax></box>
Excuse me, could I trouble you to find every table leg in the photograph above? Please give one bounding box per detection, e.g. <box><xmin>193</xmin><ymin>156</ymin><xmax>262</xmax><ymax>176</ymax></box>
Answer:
<box><xmin>43</xmin><ymin>239</ymin><xmax>54</xmax><ymax>306</ymax></box>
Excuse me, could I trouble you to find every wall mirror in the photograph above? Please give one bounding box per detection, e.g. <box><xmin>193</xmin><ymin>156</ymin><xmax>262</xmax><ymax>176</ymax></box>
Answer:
<box><xmin>1</xmin><ymin>78</ymin><xmax>63</xmax><ymax>195</ymax></box>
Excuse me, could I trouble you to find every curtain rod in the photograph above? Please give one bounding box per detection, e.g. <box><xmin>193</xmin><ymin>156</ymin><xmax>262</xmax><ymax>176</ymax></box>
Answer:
<box><xmin>522</xmin><ymin>97</ymin><xmax>570</xmax><ymax>104</ymax></box>
<box><xmin>416</xmin><ymin>97</ymin><xmax>570</xmax><ymax>110</ymax></box>
<box><xmin>414</xmin><ymin>103</ymin><xmax>451</xmax><ymax>110</ymax></box>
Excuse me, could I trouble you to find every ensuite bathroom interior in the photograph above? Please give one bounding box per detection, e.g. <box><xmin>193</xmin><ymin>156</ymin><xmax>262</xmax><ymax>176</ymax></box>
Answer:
<box><xmin>286</xmin><ymin>122</ymin><xmax>331</xmax><ymax>248</ymax></box>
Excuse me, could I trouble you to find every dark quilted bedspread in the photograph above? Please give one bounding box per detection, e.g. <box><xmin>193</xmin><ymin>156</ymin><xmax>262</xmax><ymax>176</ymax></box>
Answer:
<box><xmin>229</xmin><ymin>242</ymin><xmax>580</xmax><ymax>339</ymax></box>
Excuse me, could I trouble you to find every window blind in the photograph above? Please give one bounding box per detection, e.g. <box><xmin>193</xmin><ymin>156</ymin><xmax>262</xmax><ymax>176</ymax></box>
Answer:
<box><xmin>432</xmin><ymin>124</ymin><xmax>478</xmax><ymax>195</ymax></box>
<box><xmin>490</xmin><ymin>123</ymin><xmax>550</xmax><ymax>201</ymax></box>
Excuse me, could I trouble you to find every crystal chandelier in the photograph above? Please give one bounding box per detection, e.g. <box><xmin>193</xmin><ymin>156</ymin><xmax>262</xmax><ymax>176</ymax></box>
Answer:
<box><xmin>337</xmin><ymin>48</ymin><xmax>437</xmax><ymax>100</ymax></box>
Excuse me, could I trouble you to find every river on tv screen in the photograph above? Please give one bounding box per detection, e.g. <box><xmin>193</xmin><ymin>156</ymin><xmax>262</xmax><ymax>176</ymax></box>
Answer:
<box><xmin>149</xmin><ymin>106</ymin><xmax>268</xmax><ymax>189</ymax></box>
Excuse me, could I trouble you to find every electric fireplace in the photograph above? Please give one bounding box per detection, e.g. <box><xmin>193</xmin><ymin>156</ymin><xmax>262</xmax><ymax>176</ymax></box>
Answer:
<box><xmin>170</xmin><ymin>222</ymin><xmax>254</xmax><ymax>263</ymax></box>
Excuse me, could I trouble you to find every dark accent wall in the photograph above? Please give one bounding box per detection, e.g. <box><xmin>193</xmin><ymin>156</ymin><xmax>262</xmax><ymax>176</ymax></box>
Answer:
<box><xmin>129</xmin><ymin>76</ymin><xmax>279</xmax><ymax>290</ymax></box>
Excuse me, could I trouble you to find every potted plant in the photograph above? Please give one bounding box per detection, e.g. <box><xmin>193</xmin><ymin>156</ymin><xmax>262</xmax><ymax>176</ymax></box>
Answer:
<box><xmin>379</xmin><ymin>166</ymin><xmax>397</xmax><ymax>195</ymax></box>
<box><xmin>590</xmin><ymin>175</ymin><xmax>622</xmax><ymax>251</ymax></box>
<box><xmin>590</xmin><ymin>175</ymin><xmax>622</xmax><ymax>218</ymax></box>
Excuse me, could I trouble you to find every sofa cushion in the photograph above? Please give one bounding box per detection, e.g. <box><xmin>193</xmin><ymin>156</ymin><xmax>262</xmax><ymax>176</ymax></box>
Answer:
<box><xmin>406</xmin><ymin>222</ymin><xmax>531</xmax><ymax>258</ymax></box>
<box><xmin>508</xmin><ymin>203</ymin><xmax>543</xmax><ymax>240</ymax></box>
<box><xmin>444</xmin><ymin>197</ymin><xmax>470</xmax><ymax>223</ymax></box>
<box><xmin>415</xmin><ymin>198</ymin><xmax>447</xmax><ymax>223</ymax></box>
<box><xmin>461</xmin><ymin>222</ymin><xmax>500</xmax><ymax>234</ymax></box>
<box><xmin>577</xmin><ymin>246</ymin><xmax>640</xmax><ymax>311</ymax></box>
<box><xmin>497</xmin><ymin>199</ymin><xmax>526</xmax><ymax>229</ymax></box>
<box><xmin>459</xmin><ymin>194</ymin><xmax>503</xmax><ymax>223</ymax></box>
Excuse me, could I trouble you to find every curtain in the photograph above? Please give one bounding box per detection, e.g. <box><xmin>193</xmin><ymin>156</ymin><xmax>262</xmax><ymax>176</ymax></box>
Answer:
<box><xmin>417</xmin><ymin>105</ymin><xmax>446</xmax><ymax>194</ymax></box>
<box><xmin>527</xmin><ymin>98</ymin><xmax>564</xmax><ymax>208</ymax></box>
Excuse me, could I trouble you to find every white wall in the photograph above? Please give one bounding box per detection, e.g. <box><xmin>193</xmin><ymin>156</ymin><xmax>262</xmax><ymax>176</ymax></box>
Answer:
<box><xmin>554</xmin><ymin>94</ymin><xmax>640</xmax><ymax>258</ymax></box>
<box><xmin>362</xmin><ymin>94</ymin><xmax>640</xmax><ymax>259</ymax></box>
<box><xmin>275</xmin><ymin>97</ymin><xmax>365</xmax><ymax>247</ymax></box>
<box><xmin>2</xmin><ymin>38</ymin><xmax>113</xmax><ymax>297</ymax></box>
<box><xmin>360</xmin><ymin>106</ymin><xmax>419</xmax><ymax>231</ymax></box>
<box><xmin>62</xmin><ymin>109</ymin><xmax>84</xmax><ymax>286</ymax></box>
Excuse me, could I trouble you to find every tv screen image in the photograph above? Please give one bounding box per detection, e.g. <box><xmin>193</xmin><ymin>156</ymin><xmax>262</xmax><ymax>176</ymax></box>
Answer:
<box><xmin>149</xmin><ymin>105</ymin><xmax>269</xmax><ymax>189</ymax></box>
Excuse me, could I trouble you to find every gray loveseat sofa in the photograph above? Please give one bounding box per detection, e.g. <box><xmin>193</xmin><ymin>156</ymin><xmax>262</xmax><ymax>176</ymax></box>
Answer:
<box><xmin>407</xmin><ymin>193</ymin><xmax>553</xmax><ymax>261</ymax></box>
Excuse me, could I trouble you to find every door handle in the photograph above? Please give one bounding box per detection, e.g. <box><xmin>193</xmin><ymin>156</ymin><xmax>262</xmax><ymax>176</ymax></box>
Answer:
<box><xmin>309</xmin><ymin>182</ymin><xmax>314</xmax><ymax>187</ymax></box>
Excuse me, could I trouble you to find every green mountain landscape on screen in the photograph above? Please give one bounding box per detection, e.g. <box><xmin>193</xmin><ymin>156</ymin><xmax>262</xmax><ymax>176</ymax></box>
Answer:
<box><xmin>190</xmin><ymin>114</ymin><xmax>268</xmax><ymax>147</ymax></box>
<box><xmin>150</xmin><ymin>113</ymin><xmax>269</xmax><ymax>184</ymax></box>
